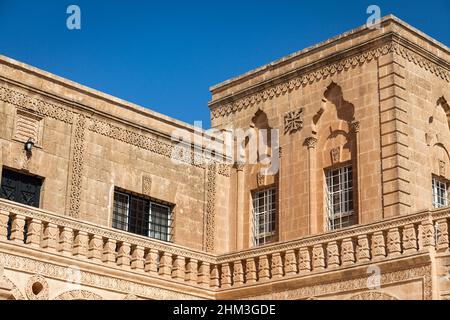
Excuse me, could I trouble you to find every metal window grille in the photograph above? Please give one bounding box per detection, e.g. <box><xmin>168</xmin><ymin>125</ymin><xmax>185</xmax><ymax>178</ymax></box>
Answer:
<box><xmin>112</xmin><ymin>191</ymin><xmax>173</xmax><ymax>242</ymax></box>
<box><xmin>326</xmin><ymin>165</ymin><xmax>355</xmax><ymax>230</ymax></box>
<box><xmin>252</xmin><ymin>188</ymin><xmax>276</xmax><ymax>246</ymax></box>
<box><xmin>432</xmin><ymin>176</ymin><xmax>449</xmax><ymax>208</ymax></box>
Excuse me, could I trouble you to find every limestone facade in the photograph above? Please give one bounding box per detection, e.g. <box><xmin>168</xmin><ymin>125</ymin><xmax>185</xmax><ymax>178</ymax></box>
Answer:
<box><xmin>0</xmin><ymin>15</ymin><xmax>449</xmax><ymax>300</ymax></box>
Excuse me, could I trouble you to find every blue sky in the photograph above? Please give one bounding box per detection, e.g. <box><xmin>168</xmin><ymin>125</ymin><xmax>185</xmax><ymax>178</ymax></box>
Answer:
<box><xmin>0</xmin><ymin>1</ymin><xmax>448</xmax><ymax>127</ymax></box>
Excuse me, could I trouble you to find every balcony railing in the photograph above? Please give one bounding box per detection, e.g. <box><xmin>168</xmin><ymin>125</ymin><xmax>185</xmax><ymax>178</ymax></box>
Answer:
<box><xmin>0</xmin><ymin>198</ymin><xmax>449</xmax><ymax>292</ymax></box>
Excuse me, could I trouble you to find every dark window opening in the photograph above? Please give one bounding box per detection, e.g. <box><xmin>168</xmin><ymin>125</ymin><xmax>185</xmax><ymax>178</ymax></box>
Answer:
<box><xmin>0</xmin><ymin>168</ymin><xmax>43</xmax><ymax>208</ymax></box>
<box><xmin>112</xmin><ymin>190</ymin><xmax>173</xmax><ymax>242</ymax></box>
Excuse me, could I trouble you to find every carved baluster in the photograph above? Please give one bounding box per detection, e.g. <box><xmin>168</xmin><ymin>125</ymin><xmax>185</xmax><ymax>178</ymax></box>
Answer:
<box><xmin>42</xmin><ymin>222</ymin><xmax>58</xmax><ymax>249</ymax></box>
<box><xmin>419</xmin><ymin>219</ymin><xmax>435</xmax><ymax>250</ymax></box>
<box><xmin>312</xmin><ymin>244</ymin><xmax>325</xmax><ymax>270</ymax></box>
<box><xmin>171</xmin><ymin>256</ymin><xmax>186</xmax><ymax>280</ymax></box>
<box><xmin>271</xmin><ymin>253</ymin><xmax>283</xmax><ymax>279</ymax></box>
<box><xmin>435</xmin><ymin>219</ymin><xmax>449</xmax><ymax>251</ymax></box>
<box><xmin>88</xmin><ymin>235</ymin><xmax>103</xmax><ymax>262</ymax></box>
<box><xmin>326</xmin><ymin>241</ymin><xmax>340</xmax><ymax>269</ymax></box>
<box><xmin>371</xmin><ymin>231</ymin><xmax>386</xmax><ymax>259</ymax></box>
<box><xmin>220</xmin><ymin>263</ymin><xmax>232</xmax><ymax>288</ymax></box>
<box><xmin>341</xmin><ymin>238</ymin><xmax>355</xmax><ymax>266</ymax></box>
<box><xmin>159</xmin><ymin>252</ymin><xmax>172</xmax><ymax>277</ymax></box>
<box><xmin>144</xmin><ymin>249</ymin><xmax>159</xmax><ymax>275</ymax></box>
<box><xmin>198</xmin><ymin>261</ymin><xmax>210</xmax><ymax>287</ymax></box>
<box><xmin>73</xmin><ymin>231</ymin><xmax>89</xmax><ymax>257</ymax></box>
<box><xmin>387</xmin><ymin>228</ymin><xmax>401</xmax><ymax>257</ymax></box>
<box><xmin>245</xmin><ymin>258</ymin><xmax>257</xmax><ymax>284</ymax></box>
<box><xmin>185</xmin><ymin>259</ymin><xmax>198</xmax><ymax>284</ymax></box>
<box><xmin>298</xmin><ymin>248</ymin><xmax>311</xmax><ymax>273</ymax></box>
<box><xmin>58</xmin><ymin>227</ymin><xmax>73</xmax><ymax>255</ymax></box>
<box><xmin>0</xmin><ymin>210</ymin><xmax>9</xmax><ymax>239</ymax></box>
<box><xmin>26</xmin><ymin>218</ymin><xmax>42</xmax><ymax>247</ymax></box>
<box><xmin>233</xmin><ymin>260</ymin><xmax>244</xmax><ymax>286</ymax></box>
<box><xmin>402</xmin><ymin>224</ymin><xmax>418</xmax><ymax>254</ymax></box>
<box><xmin>131</xmin><ymin>246</ymin><xmax>145</xmax><ymax>270</ymax></box>
<box><xmin>10</xmin><ymin>214</ymin><xmax>26</xmax><ymax>243</ymax></box>
<box><xmin>102</xmin><ymin>238</ymin><xmax>117</xmax><ymax>265</ymax></box>
<box><xmin>210</xmin><ymin>265</ymin><xmax>220</xmax><ymax>289</ymax></box>
<box><xmin>357</xmin><ymin>234</ymin><xmax>371</xmax><ymax>262</ymax></box>
<box><xmin>116</xmin><ymin>242</ymin><xmax>131</xmax><ymax>267</ymax></box>
<box><xmin>285</xmin><ymin>250</ymin><xmax>298</xmax><ymax>276</ymax></box>
<box><xmin>258</xmin><ymin>255</ymin><xmax>270</xmax><ymax>281</ymax></box>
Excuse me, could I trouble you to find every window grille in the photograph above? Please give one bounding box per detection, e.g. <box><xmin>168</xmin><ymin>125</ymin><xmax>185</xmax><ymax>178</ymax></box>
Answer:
<box><xmin>252</xmin><ymin>188</ymin><xmax>276</xmax><ymax>246</ymax></box>
<box><xmin>326</xmin><ymin>165</ymin><xmax>355</xmax><ymax>230</ymax></box>
<box><xmin>112</xmin><ymin>191</ymin><xmax>173</xmax><ymax>242</ymax></box>
<box><xmin>432</xmin><ymin>176</ymin><xmax>449</xmax><ymax>208</ymax></box>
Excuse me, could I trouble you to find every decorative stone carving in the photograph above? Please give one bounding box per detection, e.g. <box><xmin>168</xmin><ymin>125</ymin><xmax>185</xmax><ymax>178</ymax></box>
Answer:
<box><xmin>312</xmin><ymin>245</ymin><xmax>325</xmax><ymax>270</ymax></box>
<box><xmin>326</xmin><ymin>241</ymin><xmax>340</xmax><ymax>268</ymax></box>
<box><xmin>142</xmin><ymin>176</ymin><xmax>152</xmax><ymax>196</ymax></box>
<box><xmin>13</xmin><ymin>109</ymin><xmax>44</xmax><ymax>147</ymax></box>
<box><xmin>330</xmin><ymin>147</ymin><xmax>341</xmax><ymax>164</ymax></box>
<box><xmin>387</xmin><ymin>228</ymin><xmax>401</xmax><ymax>257</ymax></box>
<box><xmin>205</xmin><ymin>164</ymin><xmax>216</xmax><ymax>252</ymax></box>
<box><xmin>210</xmin><ymin>42</ymin><xmax>449</xmax><ymax>120</ymax></box>
<box><xmin>271</xmin><ymin>253</ymin><xmax>283</xmax><ymax>279</ymax></box>
<box><xmin>26</xmin><ymin>274</ymin><xmax>49</xmax><ymax>300</ymax></box>
<box><xmin>356</xmin><ymin>235</ymin><xmax>370</xmax><ymax>262</ymax></box>
<box><xmin>439</xmin><ymin>160</ymin><xmax>446</xmax><ymax>176</ymax></box>
<box><xmin>285</xmin><ymin>250</ymin><xmax>298</xmax><ymax>276</ymax></box>
<box><xmin>0</xmin><ymin>86</ymin><xmax>75</xmax><ymax>124</ymax></box>
<box><xmin>348</xmin><ymin>291</ymin><xmax>398</xmax><ymax>300</ymax></box>
<box><xmin>54</xmin><ymin>290</ymin><xmax>103</xmax><ymax>300</ymax></box>
<box><xmin>245</xmin><ymin>258</ymin><xmax>257</xmax><ymax>284</ymax></box>
<box><xmin>283</xmin><ymin>108</ymin><xmax>304</xmax><ymax>134</ymax></box>
<box><xmin>341</xmin><ymin>238</ymin><xmax>355</xmax><ymax>266</ymax></box>
<box><xmin>233</xmin><ymin>260</ymin><xmax>244</xmax><ymax>286</ymax></box>
<box><xmin>258</xmin><ymin>255</ymin><xmax>270</xmax><ymax>281</ymax></box>
<box><xmin>371</xmin><ymin>231</ymin><xmax>386</xmax><ymax>259</ymax></box>
<box><xmin>351</xmin><ymin>121</ymin><xmax>360</xmax><ymax>133</ymax></box>
<box><xmin>220</xmin><ymin>263</ymin><xmax>232</xmax><ymax>288</ymax></box>
<box><xmin>402</xmin><ymin>224</ymin><xmax>418</xmax><ymax>253</ymax></box>
<box><xmin>305</xmin><ymin>137</ymin><xmax>318</xmax><ymax>149</ymax></box>
<box><xmin>298</xmin><ymin>248</ymin><xmax>311</xmax><ymax>273</ymax></box>
<box><xmin>67</xmin><ymin>114</ymin><xmax>89</xmax><ymax>218</ymax></box>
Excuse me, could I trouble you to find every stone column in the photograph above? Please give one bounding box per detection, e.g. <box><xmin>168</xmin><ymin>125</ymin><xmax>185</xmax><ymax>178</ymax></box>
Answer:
<box><xmin>351</xmin><ymin>121</ymin><xmax>362</xmax><ymax>224</ymax></box>
<box><xmin>305</xmin><ymin>137</ymin><xmax>318</xmax><ymax>235</ymax></box>
<box><xmin>235</xmin><ymin>162</ymin><xmax>245</xmax><ymax>250</ymax></box>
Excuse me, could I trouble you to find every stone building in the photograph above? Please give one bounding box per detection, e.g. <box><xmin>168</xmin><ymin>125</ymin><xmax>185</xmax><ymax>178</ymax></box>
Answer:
<box><xmin>0</xmin><ymin>15</ymin><xmax>449</xmax><ymax>300</ymax></box>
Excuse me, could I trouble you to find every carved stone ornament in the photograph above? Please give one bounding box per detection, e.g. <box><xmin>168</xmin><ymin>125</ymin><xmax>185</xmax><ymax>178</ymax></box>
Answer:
<box><xmin>26</xmin><ymin>274</ymin><xmax>49</xmax><ymax>300</ymax></box>
<box><xmin>142</xmin><ymin>176</ymin><xmax>152</xmax><ymax>196</ymax></box>
<box><xmin>331</xmin><ymin>147</ymin><xmax>341</xmax><ymax>164</ymax></box>
<box><xmin>439</xmin><ymin>160</ymin><xmax>446</xmax><ymax>176</ymax></box>
<box><xmin>284</xmin><ymin>108</ymin><xmax>304</xmax><ymax>134</ymax></box>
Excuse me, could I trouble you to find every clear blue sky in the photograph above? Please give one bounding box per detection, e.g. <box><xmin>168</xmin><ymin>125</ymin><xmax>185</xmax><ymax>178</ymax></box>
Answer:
<box><xmin>0</xmin><ymin>1</ymin><xmax>448</xmax><ymax>127</ymax></box>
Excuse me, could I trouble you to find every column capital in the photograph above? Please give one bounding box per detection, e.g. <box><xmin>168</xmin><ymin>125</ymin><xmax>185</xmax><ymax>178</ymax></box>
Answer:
<box><xmin>351</xmin><ymin>121</ymin><xmax>360</xmax><ymax>133</ymax></box>
<box><xmin>304</xmin><ymin>136</ymin><xmax>318</xmax><ymax>149</ymax></box>
<box><xmin>235</xmin><ymin>162</ymin><xmax>245</xmax><ymax>171</ymax></box>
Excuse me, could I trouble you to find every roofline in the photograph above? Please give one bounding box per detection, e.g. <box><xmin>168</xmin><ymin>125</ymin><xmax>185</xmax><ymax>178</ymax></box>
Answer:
<box><xmin>208</xmin><ymin>15</ymin><xmax>449</xmax><ymax>95</ymax></box>
<box><xmin>0</xmin><ymin>54</ymin><xmax>202</xmax><ymax>133</ymax></box>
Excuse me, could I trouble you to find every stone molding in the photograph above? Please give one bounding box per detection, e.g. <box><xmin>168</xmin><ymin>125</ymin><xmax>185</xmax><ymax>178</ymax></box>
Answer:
<box><xmin>242</xmin><ymin>265</ymin><xmax>432</xmax><ymax>300</ymax></box>
<box><xmin>210</xmin><ymin>41</ymin><xmax>449</xmax><ymax>120</ymax></box>
<box><xmin>0</xmin><ymin>252</ymin><xmax>203</xmax><ymax>300</ymax></box>
<box><xmin>53</xmin><ymin>289</ymin><xmax>103</xmax><ymax>300</ymax></box>
<box><xmin>205</xmin><ymin>164</ymin><xmax>216</xmax><ymax>252</ymax></box>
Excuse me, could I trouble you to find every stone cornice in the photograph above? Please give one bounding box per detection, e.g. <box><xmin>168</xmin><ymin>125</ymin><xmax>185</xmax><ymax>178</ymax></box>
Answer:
<box><xmin>209</xmin><ymin>38</ymin><xmax>450</xmax><ymax>120</ymax></box>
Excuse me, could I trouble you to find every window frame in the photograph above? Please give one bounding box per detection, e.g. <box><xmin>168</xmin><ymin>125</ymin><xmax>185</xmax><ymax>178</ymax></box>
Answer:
<box><xmin>112</xmin><ymin>189</ymin><xmax>173</xmax><ymax>242</ymax></box>
<box><xmin>252</xmin><ymin>187</ymin><xmax>277</xmax><ymax>246</ymax></box>
<box><xmin>325</xmin><ymin>164</ymin><xmax>356</xmax><ymax>231</ymax></box>
<box><xmin>432</xmin><ymin>175</ymin><xmax>449</xmax><ymax>209</ymax></box>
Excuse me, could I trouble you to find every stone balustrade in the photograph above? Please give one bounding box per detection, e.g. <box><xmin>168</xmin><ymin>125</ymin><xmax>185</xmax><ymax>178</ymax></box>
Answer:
<box><xmin>0</xmin><ymin>198</ymin><xmax>448</xmax><ymax>292</ymax></box>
